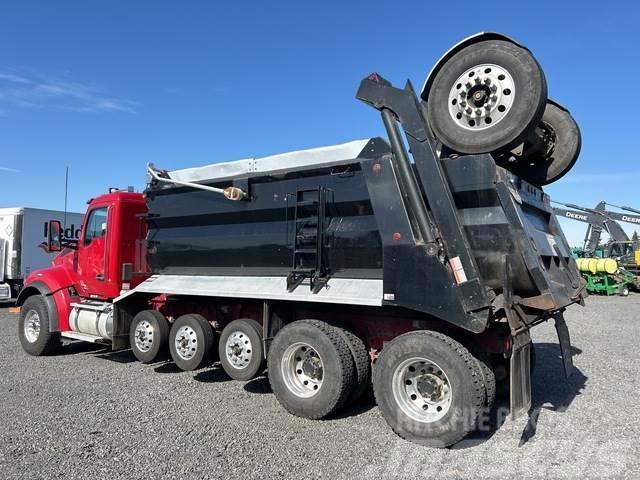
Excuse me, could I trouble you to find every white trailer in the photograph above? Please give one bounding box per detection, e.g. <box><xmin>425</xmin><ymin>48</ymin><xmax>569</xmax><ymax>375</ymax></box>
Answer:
<box><xmin>0</xmin><ymin>207</ymin><xmax>84</xmax><ymax>301</ymax></box>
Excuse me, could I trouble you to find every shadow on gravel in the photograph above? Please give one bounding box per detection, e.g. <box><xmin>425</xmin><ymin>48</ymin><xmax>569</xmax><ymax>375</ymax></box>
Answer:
<box><xmin>243</xmin><ymin>375</ymin><xmax>271</xmax><ymax>394</ymax></box>
<box><xmin>94</xmin><ymin>349</ymin><xmax>138</xmax><ymax>364</ymax></box>
<box><xmin>194</xmin><ymin>365</ymin><xmax>233</xmax><ymax>383</ymax></box>
<box><xmin>518</xmin><ymin>342</ymin><xmax>587</xmax><ymax>446</ymax></box>
<box><xmin>154</xmin><ymin>361</ymin><xmax>183</xmax><ymax>374</ymax></box>
<box><xmin>56</xmin><ymin>341</ymin><xmax>104</xmax><ymax>356</ymax></box>
<box><xmin>328</xmin><ymin>391</ymin><xmax>377</xmax><ymax>419</ymax></box>
<box><xmin>452</xmin><ymin>342</ymin><xmax>587</xmax><ymax>449</ymax></box>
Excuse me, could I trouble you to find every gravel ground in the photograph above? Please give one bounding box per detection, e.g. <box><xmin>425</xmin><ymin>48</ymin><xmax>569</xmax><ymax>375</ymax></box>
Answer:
<box><xmin>1</xmin><ymin>295</ymin><xmax>639</xmax><ymax>480</ymax></box>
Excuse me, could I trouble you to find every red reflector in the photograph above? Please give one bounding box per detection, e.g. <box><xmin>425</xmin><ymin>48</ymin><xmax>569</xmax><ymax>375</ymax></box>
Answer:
<box><xmin>393</xmin><ymin>232</ymin><xmax>401</xmax><ymax>241</ymax></box>
<box><xmin>368</xmin><ymin>73</ymin><xmax>378</xmax><ymax>81</ymax></box>
<box><xmin>372</xmin><ymin>163</ymin><xmax>381</xmax><ymax>173</ymax></box>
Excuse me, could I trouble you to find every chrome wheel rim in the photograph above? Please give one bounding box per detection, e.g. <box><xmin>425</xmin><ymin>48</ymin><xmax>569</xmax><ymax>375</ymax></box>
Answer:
<box><xmin>174</xmin><ymin>325</ymin><xmax>198</xmax><ymax>361</ymax></box>
<box><xmin>281</xmin><ymin>342</ymin><xmax>323</xmax><ymax>398</ymax></box>
<box><xmin>23</xmin><ymin>310</ymin><xmax>40</xmax><ymax>343</ymax></box>
<box><xmin>225</xmin><ymin>330</ymin><xmax>253</xmax><ymax>370</ymax></box>
<box><xmin>392</xmin><ymin>357</ymin><xmax>452</xmax><ymax>423</ymax></box>
<box><xmin>448</xmin><ymin>63</ymin><xmax>515</xmax><ymax>131</ymax></box>
<box><xmin>134</xmin><ymin>320</ymin><xmax>154</xmax><ymax>353</ymax></box>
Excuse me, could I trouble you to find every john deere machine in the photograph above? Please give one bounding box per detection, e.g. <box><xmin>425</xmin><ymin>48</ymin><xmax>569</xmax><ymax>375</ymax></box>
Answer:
<box><xmin>553</xmin><ymin>201</ymin><xmax>639</xmax><ymax>295</ymax></box>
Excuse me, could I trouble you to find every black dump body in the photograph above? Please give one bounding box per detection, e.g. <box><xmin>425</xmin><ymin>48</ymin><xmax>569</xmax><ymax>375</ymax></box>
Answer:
<box><xmin>144</xmin><ymin>75</ymin><xmax>584</xmax><ymax>335</ymax></box>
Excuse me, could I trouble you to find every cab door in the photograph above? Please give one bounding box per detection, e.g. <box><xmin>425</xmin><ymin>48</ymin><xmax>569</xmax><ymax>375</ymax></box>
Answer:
<box><xmin>76</xmin><ymin>206</ymin><xmax>110</xmax><ymax>298</ymax></box>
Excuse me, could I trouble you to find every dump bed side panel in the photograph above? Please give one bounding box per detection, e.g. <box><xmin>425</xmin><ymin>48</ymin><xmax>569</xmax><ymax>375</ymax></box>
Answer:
<box><xmin>146</xmin><ymin>163</ymin><xmax>383</xmax><ymax>279</ymax></box>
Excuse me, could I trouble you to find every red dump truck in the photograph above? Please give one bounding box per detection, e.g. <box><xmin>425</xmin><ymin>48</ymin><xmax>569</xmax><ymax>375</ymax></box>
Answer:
<box><xmin>15</xmin><ymin>33</ymin><xmax>584</xmax><ymax>447</ymax></box>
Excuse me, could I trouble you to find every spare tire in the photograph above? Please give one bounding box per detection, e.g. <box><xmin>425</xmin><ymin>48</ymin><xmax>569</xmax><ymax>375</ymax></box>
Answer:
<box><xmin>426</xmin><ymin>39</ymin><xmax>547</xmax><ymax>154</ymax></box>
<box><xmin>513</xmin><ymin>100</ymin><xmax>582</xmax><ymax>186</ymax></box>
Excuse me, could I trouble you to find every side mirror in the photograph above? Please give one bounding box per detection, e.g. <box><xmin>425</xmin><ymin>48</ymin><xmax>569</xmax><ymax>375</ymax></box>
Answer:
<box><xmin>48</xmin><ymin>220</ymin><xmax>62</xmax><ymax>252</ymax></box>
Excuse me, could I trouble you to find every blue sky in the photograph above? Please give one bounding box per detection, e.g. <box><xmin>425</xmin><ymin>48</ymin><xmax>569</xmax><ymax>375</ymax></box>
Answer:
<box><xmin>1</xmin><ymin>1</ymin><xmax>639</xmax><ymax>246</ymax></box>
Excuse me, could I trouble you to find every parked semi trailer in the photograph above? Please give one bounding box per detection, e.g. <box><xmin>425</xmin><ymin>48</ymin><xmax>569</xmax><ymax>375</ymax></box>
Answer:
<box><xmin>0</xmin><ymin>207</ymin><xmax>83</xmax><ymax>302</ymax></box>
<box><xmin>15</xmin><ymin>33</ymin><xmax>584</xmax><ymax>447</ymax></box>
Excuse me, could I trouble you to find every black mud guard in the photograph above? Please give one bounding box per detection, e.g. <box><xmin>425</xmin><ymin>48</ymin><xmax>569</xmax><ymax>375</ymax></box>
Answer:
<box><xmin>510</xmin><ymin>329</ymin><xmax>532</xmax><ymax>419</ymax></box>
<box><xmin>16</xmin><ymin>281</ymin><xmax>60</xmax><ymax>332</ymax></box>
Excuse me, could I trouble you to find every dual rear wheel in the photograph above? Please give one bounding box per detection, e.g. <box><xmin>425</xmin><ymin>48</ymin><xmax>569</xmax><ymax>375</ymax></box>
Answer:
<box><xmin>267</xmin><ymin>320</ymin><xmax>370</xmax><ymax>419</ymax></box>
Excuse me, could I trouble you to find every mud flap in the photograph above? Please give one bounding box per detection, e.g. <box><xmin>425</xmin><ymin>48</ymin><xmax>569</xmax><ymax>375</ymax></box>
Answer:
<box><xmin>510</xmin><ymin>330</ymin><xmax>532</xmax><ymax>420</ymax></box>
<box><xmin>554</xmin><ymin>313</ymin><xmax>574</xmax><ymax>378</ymax></box>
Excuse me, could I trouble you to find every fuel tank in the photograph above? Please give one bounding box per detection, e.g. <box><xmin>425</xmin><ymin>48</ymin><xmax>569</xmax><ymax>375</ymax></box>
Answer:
<box><xmin>69</xmin><ymin>301</ymin><xmax>113</xmax><ymax>339</ymax></box>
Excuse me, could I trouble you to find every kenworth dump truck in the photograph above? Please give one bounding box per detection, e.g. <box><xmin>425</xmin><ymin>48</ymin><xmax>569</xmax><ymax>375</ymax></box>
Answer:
<box><xmin>15</xmin><ymin>33</ymin><xmax>585</xmax><ymax>447</ymax></box>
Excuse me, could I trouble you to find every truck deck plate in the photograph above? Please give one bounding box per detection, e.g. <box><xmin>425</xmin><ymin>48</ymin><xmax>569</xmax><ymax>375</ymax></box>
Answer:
<box><xmin>116</xmin><ymin>275</ymin><xmax>383</xmax><ymax>306</ymax></box>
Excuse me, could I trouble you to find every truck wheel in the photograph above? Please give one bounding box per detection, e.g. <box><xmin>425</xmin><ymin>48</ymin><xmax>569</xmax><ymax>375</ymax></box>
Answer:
<box><xmin>129</xmin><ymin>310</ymin><xmax>169</xmax><ymax>364</ymax></box>
<box><xmin>426</xmin><ymin>40</ymin><xmax>547</xmax><ymax>155</ymax></box>
<box><xmin>169</xmin><ymin>314</ymin><xmax>215</xmax><ymax>371</ymax></box>
<box><xmin>219</xmin><ymin>318</ymin><xmax>265</xmax><ymax>381</ymax></box>
<box><xmin>268</xmin><ymin>319</ymin><xmax>356</xmax><ymax>419</ymax></box>
<box><xmin>513</xmin><ymin>101</ymin><xmax>582</xmax><ymax>186</ymax></box>
<box><xmin>18</xmin><ymin>295</ymin><xmax>60</xmax><ymax>356</ymax></box>
<box><xmin>334</xmin><ymin>326</ymin><xmax>371</xmax><ymax>405</ymax></box>
<box><xmin>470</xmin><ymin>348</ymin><xmax>496</xmax><ymax>412</ymax></box>
<box><xmin>373</xmin><ymin>330</ymin><xmax>485</xmax><ymax>448</ymax></box>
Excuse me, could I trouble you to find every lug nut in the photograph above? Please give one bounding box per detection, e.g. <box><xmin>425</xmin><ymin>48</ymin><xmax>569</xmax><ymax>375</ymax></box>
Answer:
<box><xmin>491</xmin><ymin>95</ymin><xmax>498</xmax><ymax>102</ymax></box>
<box><xmin>465</xmin><ymin>107</ymin><xmax>472</xmax><ymax>114</ymax></box>
<box><xmin>490</xmin><ymin>85</ymin><xmax>497</xmax><ymax>92</ymax></box>
<box><xmin>484</xmin><ymin>104</ymin><xmax>491</xmax><ymax>110</ymax></box>
<box><xmin>475</xmin><ymin>108</ymin><xmax>482</xmax><ymax>115</ymax></box>
<box><xmin>460</xmin><ymin>90</ymin><xmax>466</xmax><ymax>97</ymax></box>
<box><xmin>460</xmin><ymin>101</ymin><xmax>466</xmax><ymax>107</ymax></box>
<box><xmin>484</xmin><ymin>77</ymin><xmax>492</xmax><ymax>85</ymax></box>
<box><xmin>465</xmin><ymin>81</ymin><xmax>472</xmax><ymax>88</ymax></box>
<box><xmin>474</xmin><ymin>77</ymin><xmax>481</xmax><ymax>84</ymax></box>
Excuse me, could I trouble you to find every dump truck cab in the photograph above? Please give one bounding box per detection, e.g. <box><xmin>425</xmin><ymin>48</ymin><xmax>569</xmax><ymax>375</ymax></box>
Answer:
<box><xmin>16</xmin><ymin>190</ymin><xmax>147</xmax><ymax>340</ymax></box>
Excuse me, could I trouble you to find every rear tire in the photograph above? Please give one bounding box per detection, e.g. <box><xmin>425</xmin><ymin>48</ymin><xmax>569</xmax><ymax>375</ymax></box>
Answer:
<box><xmin>471</xmin><ymin>348</ymin><xmax>496</xmax><ymax>412</ymax></box>
<box><xmin>513</xmin><ymin>100</ymin><xmax>581</xmax><ymax>186</ymax></box>
<box><xmin>426</xmin><ymin>40</ymin><xmax>547</xmax><ymax>155</ymax></box>
<box><xmin>268</xmin><ymin>320</ymin><xmax>356</xmax><ymax>419</ymax></box>
<box><xmin>334</xmin><ymin>326</ymin><xmax>371</xmax><ymax>405</ymax></box>
<box><xmin>219</xmin><ymin>318</ymin><xmax>265</xmax><ymax>381</ymax></box>
<box><xmin>129</xmin><ymin>310</ymin><xmax>169</xmax><ymax>363</ymax></box>
<box><xmin>373</xmin><ymin>330</ymin><xmax>485</xmax><ymax>448</ymax></box>
<box><xmin>18</xmin><ymin>295</ymin><xmax>60</xmax><ymax>356</ymax></box>
<box><xmin>619</xmin><ymin>285</ymin><xmax>630</xmax><ymax>297</ymax></box>
<box><xmin>169</xmin><ymin>314</ymin><xmax>215</xmax><ymax>371</ymax></box>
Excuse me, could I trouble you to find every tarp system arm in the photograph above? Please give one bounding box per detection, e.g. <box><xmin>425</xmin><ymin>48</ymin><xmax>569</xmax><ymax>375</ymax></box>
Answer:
<box><xmin>146</xmin><ymin>163</ymin><xmax>247</xmax><ymax>201</ymax></box>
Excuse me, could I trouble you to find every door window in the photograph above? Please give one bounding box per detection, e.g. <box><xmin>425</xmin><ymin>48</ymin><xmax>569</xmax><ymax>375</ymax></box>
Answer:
<box><xmin>84</xmin><ymin>207</ymin><xmax>108</xmax><ymax>245</ymax></box>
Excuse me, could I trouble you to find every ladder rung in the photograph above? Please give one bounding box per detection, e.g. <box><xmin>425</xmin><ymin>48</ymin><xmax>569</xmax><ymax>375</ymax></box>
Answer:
<box><xmin>291</xmin><ymin>268</ymin><xmax>315</xmax><ymax>274</ymax></box>
<box><xmin>295</xmin><ymin>248</ymin><xmax>316</xmax><ymax>254</ymax></box>
<box><xmin>297</xmin><ymin>200</ymin><xmax>318</xmax><ymax>206</ymax></box>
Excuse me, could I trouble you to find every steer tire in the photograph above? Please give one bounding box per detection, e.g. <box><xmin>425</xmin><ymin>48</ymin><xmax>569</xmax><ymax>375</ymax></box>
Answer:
<box><xmin>426</xmin><ymin>39</ymin><xmax>547</xmax><ymax>155</ymax></box>
<box><xmin>219</xmin><ymin>318</ymin><xmax>265</xmax><ymax>381</ymax></box>
<box><xmin>334</xmin><ymin>326</ymin><xmax>371</xmax><ymax>405</ymax></box>
<box><xmin>268</xmin><ymin>319</ymin><xmax>356</xmax><ymax>419</ymax></box>
<box><xmin>18</xmin><ymin>295</ymin><xmax>60</xmax><ymax>356</ymax></box>
<box><xmin>373</xmin><ymin>330</ymin><xmax>485</xmax><ymax>448</ymax></box>
<box><xmin>169</xmin><ymin>314</ymin><xmax>215</xmax><ymax>371</ymax></box>
<box><xmin>129</xmin><ymin>310</ymin><xmax>169</xmax><ymax>364</ymax></box>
